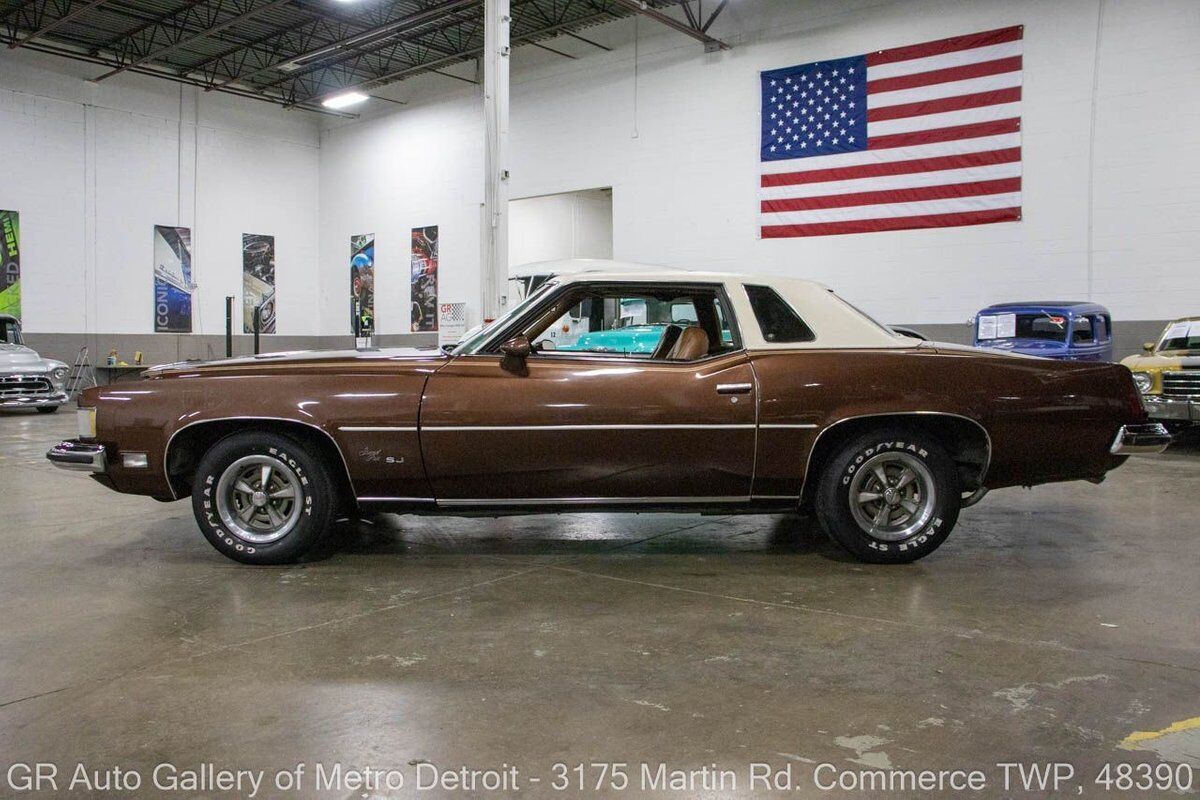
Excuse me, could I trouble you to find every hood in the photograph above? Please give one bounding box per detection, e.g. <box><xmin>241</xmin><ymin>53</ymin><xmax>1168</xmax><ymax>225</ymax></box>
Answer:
<box><xmin>1121</xmin><ymin>353</ymin><xmax>1200</xmax><ymax>370</ymax></box>
<box><xmin>0</xmin><ymin>342</ymin><xmax>50</xmax><ymax>371</ymax></box>
<box><xmin>147</xmin><ymin>347</ymin><xmax>447</xmax><ymax>376</ymax></box>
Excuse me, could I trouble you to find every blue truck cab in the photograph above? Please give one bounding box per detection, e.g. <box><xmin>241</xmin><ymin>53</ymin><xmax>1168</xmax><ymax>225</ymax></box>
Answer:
<box><xmin>973</xmin><ymin>302</ymin><xmax>1114</xmax><ymax>362</ymax></box>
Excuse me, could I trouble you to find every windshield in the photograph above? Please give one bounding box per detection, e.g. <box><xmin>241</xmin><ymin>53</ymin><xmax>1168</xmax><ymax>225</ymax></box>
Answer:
<box><xmin>1159</xmin><ymin>320</ymin><xmax>1200</xmax><ymax>352</ymax></box>
<box><xmin>453</xmin><ymin>280</ymin><xmax>559</xmax><ymax>355</ymax></box>
<box><xmin>0</xmin><ymin>318</ymin><xmax>22</xmax><ymax>345</ymax></box>
<box><xmin>978</xmin><ymin>312</ymin><xmax>1068</xmax><ymax>342</ymax></box>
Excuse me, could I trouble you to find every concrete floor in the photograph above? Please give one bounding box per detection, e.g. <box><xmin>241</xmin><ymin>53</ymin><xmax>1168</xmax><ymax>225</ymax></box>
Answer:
<box><xmin>2</xmin><ymin>410</ymin><xmax>1198</xmax><ymax>798</ymax></box>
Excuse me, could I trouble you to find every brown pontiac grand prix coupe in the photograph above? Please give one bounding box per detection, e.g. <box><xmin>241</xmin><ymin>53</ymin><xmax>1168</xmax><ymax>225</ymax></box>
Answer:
<box><xmin>48</xmin><ymin>263</ymin><xmax>1170</xmax><ymax>565</ymax></box>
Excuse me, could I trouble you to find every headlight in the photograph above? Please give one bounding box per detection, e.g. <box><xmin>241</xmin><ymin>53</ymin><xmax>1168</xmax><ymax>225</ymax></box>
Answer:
<box><xmin>51</xmin><ymin>366</ymin><xmax>68</xmax><ymax>387</ymax></box>
<box><xmin>77</xmin><ymin>407</ymin><xmax>97</xmax><ymax>439</ymax></box>
<box><xmin>1132</xmin><ymin>371</ymin><xmax>1153</xmax><ymax>394</ymax></box>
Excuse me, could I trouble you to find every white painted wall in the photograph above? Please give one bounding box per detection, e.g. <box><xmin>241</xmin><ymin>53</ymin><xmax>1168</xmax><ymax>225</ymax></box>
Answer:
<box><xmin>509</xmin><ymin>188</ymin><xmax>614</xmax><ymax>268</ymax></box>
<box><xmin>2</xmin><ymin>0</ymin><xmax>1196</xmax><ymax>338</ymax></box>
<box><xmin>0</xmin><ymin>49</ymin><xmax>322</xmax><ymax>335</ymax></box>
<box><xmin>318</xmin><ymin>0</ymin><xmax>1200</xmax><ymax>328</ymax></box>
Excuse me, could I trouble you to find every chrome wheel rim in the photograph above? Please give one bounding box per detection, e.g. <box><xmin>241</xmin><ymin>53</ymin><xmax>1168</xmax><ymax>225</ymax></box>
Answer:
<box><xmin>215</xmin><ymin>454</ymin><xmax>303</xmax><ymax>545</ymax></box>
<box><xmin>848</xmin><ymin>452</ymin><xmax>936</xmax><ymax>542</ymax></box>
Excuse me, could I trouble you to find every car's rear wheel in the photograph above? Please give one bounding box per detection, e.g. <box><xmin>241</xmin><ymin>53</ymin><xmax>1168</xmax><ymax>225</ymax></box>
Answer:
<box><xmin>815</xmin><ymin>429</ymin><xmax>961</xmax><ymax>563</ymax></box>
<box><xmin>191</xmin><ymin>431</ymin><xmax>335</xmax><ymax>564</ymax></box>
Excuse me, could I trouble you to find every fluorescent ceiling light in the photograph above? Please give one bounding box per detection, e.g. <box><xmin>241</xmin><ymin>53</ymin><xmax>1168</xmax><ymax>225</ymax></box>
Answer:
<box><xmin>322</xmin><ymin>91</ymin><xmax>369</xmax><ymax>109</ymax></box>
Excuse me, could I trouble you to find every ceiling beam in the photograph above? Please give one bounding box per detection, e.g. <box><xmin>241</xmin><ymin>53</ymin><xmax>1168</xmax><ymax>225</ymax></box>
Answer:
<box><xmin>608</xmin><ymin>0</ymin><xmax>728</xmax><ymax>51</ymax></box>
<box><xmin>8</xmin><ymin>0</ymin><xmax>111</xmax><ymax>48</ymax></box>
<box><xmin>283</xmin><ymin>4</ymin><xmax>618</xmax><ymax>108</ymax></box>
<box><xmin>0</xmin><ymin>28</ymin><xmax>355</xmax><ymax>115</ymax></box>
<box><xmin>92</xmin><ymin>0</ymin><xmax>297</xmax><ymax>82</ymax></box>
<box><xmin>220</xmin><ymin>0</ymin><xmax>474</xmax><ymax>92</ymax></box>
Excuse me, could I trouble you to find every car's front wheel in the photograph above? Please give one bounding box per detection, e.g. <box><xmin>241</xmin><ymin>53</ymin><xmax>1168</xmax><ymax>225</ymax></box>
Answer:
<box><xmin>815</xmin><ymin>429</ymin><xmax>961</xmax><ymax>563</ymax></box>
<box><xmin>191</xmin><ymin>431</ymin><xmax>335</xmax><ymax>564</ymax></box>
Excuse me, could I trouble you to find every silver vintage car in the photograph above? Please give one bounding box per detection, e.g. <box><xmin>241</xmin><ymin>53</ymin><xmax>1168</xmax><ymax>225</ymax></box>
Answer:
<box><xmin>0</xmin><ymin>315</ymin><xmax>70</xmax><ymax>413</ymax></box>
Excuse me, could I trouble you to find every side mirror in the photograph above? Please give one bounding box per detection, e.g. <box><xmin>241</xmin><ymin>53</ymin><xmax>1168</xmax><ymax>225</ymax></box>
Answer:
<box><xmin>500</xmin><ymin>334</ymin><xmax>532</xmax><ymax>360</ymax></box>
<box><xmin>1143</xmin><ymin>342</ymin><xmax>1155</xmax><ymax>353</ymax></box>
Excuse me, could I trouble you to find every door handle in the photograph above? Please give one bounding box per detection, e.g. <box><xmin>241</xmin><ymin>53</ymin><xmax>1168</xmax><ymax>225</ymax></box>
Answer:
<box><xmin>716</xmin><ymin>383</ymin><xmax>753</xmax><ymax>395</ymax></box>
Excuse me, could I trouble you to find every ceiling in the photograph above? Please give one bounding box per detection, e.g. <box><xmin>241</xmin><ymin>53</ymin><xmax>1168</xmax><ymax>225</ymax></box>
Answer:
<box><xmin>0</xmin><ymin>0</ymin><xmax>729</xmax><ymax>115</ymax></box>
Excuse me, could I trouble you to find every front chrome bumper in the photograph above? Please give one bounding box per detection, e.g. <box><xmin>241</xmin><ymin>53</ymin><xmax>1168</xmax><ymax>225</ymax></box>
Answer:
<box><xmin>47</xmin><ymin>439</ymin><xmax>107</xmax><ymax>472</ymax></box>
<box><xmin>1110</xmin><ymin>423</ymin><xmax>1172</xmax><ymax>455</ymax></box>
<box><xmin>0</xmin><ymin>391</ymin><xmax>69</xmax><ymax>409</ymax></box>
<box><xmin>1142</xmin><ymin>396</ymin><xmax>1199</xmax><ymax>424</ymax></box>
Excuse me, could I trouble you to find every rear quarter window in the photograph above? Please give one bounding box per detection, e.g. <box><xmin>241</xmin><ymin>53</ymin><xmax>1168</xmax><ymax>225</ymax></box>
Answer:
<box><xmin>744</xmin><ymin>285</ymin><xmax>815</xmax><ymax>343</ymax></box>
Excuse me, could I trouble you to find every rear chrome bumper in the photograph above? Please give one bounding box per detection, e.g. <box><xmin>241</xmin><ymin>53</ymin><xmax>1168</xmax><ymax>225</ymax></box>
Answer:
<box><xmin>47</xmin><ymin>439</ymin><xmax>107</xmax><ymax>472</ymax></box>
<box><xmin>1110</xmin><ymin>423</ymin><xmax>1172</xmax><ymax>455</ymax></box>
<box><xmin>0</xmin><ymin>391</ymin><xmax>69</xmax><ymax>408</ymax></box>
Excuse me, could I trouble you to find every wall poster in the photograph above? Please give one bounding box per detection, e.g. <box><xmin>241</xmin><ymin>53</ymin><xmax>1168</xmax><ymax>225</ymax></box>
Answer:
<box><xmin>410</xmin><ymin>225</ymin><xmax>438</xmax><ymax>332</ymax></box>
<box><xmin>153</xmin><ymin>225</ymin><xmax>193</xmax><ymax>333</ymax></box>
<box><xmin>350</xmin><ymin>233</ymin><xmax>375</xmax><ymax>335</ymax></box>
<box><xmin>242</xmin><ymin>233</ymin><xmax>276</xmax><ymax>333</ymax></box>
<box><xmin>0</xmin><ymin>210</ymin><xmax>18</xmax><ymax>319</ymax></box>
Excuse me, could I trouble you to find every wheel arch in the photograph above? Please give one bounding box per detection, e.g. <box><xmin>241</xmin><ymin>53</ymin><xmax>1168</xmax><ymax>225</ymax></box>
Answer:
<box><xmin>799</xmin><ymin>412</ymin><xmax>992</xmax><ymax>506</ymax></box>
<box><xmin>165</xmin><ymin>417</ymin><xmax>355</xmax><ymax>506</ymax></box>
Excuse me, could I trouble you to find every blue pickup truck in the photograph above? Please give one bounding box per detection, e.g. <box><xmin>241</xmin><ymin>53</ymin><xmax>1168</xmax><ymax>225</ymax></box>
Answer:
<box><xmin>972</xmin><ymin>302</ymin><xmax>1114</xmax><ymax>362</ymax></box>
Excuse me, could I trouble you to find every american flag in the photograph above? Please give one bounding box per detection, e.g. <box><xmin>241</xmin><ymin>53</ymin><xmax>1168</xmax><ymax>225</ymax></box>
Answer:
<box><xmin>760</xmin><ymin>26</ymin><xmax>1022</xmax><ymax>238</ymax></box>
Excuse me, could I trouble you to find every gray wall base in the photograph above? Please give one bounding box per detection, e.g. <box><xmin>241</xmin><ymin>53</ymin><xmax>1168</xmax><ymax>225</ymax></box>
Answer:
<box><xmin>22</xmin><ymin>332</ymin><xmax>439</xmax><ymax>369</ymax></box>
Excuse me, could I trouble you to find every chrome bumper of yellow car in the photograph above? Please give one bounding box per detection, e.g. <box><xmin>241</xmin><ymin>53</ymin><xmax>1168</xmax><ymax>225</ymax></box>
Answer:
<box><xmin>1142</xmin><ymin>395</ymin><xmax>1199</xmax><ymax>423</ymax></box>
<box><xmin>1110</xmin><ymin>423</ymin><xmax>1172</xmax><ymax>455</ymax></box>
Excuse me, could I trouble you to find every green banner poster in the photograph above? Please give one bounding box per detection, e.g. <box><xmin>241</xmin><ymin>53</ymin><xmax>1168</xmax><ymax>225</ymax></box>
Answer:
<box><xmin>0</xmin><ymin>210</ymin><xmax>19</xmax><ymax>319</ymax></box>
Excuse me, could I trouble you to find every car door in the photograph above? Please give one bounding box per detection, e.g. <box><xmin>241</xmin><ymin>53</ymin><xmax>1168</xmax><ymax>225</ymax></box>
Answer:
<box><xmin>419</xmin><ymin>283</ymin><xmax>757</xmax><ymax>504</ymax></box>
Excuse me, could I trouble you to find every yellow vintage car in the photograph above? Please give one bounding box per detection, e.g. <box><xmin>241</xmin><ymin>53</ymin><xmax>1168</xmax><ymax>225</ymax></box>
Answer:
<box><xmin>1121</xmin><ymin>317</ymin><xmax>1200</xmax><ymax>429</ymax></box>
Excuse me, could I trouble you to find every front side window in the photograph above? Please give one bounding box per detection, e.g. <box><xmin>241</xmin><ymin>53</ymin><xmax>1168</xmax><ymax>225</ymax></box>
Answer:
<box><xmin>516</xmin><ymin>284</ymin><xmax>737</xmax><ymax>361</ymax></box>
<box><xmin>744</xmin><ymin>285</ymin><xmax>815</xmax><ymax>343</ymax></box>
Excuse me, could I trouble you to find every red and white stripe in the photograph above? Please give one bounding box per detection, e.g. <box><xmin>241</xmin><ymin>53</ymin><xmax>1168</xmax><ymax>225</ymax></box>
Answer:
<box><xmin>761</xmin><ymin>26</ymin><xmax>1023</xmax><ymax>238</ymax></box>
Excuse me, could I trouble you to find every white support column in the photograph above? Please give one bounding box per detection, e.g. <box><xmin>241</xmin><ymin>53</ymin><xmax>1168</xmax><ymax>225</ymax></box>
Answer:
<box><xmin>481</xmin><ymin>0</ymin><xmax>510</xmax><ymax>321</ymax></box>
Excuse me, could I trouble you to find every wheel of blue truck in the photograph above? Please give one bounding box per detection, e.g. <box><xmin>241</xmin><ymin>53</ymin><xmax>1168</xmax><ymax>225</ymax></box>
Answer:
<box><xmin>191</xmin><ymin>431</ymin><xmax>335</xmax><ymax>565</ymax></box>
<box><xmin>815</xmin><ymin>429</ymin><xmax>961</xmax><ymax>564</ymax></box>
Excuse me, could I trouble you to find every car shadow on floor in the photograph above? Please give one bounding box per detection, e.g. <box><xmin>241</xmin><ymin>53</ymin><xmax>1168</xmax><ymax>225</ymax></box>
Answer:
<box><xmin>319</xmin><ymin>512</ymin><xmax>856</xmax><ymax>563</ymax></box>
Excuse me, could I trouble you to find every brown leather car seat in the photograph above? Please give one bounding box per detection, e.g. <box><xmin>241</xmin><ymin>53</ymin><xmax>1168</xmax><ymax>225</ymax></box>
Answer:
<box><xmin>666</xmin><ymin>326</ymin><xmax>710</xmax><ymax>361</ymax></box>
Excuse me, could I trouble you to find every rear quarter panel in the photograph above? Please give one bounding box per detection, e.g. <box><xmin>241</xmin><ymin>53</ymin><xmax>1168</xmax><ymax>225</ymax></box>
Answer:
<box><xmin>750</xmin><ymin>348</ymin><xmax>1136</xmax><ymax>496</ymax></box>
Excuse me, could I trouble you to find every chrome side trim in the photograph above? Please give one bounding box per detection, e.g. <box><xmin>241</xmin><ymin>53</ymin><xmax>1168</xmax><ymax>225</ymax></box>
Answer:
<box><xmin>436</xmin><ymin>496</ymin><xmax>751</xmax><ymax>507</ymax></box>
<box><xmin>759</xmin><ymin>423</ymin><xmax>819</xmax><ymax>429</ymax></box>
<box><xmin>164</xmin><ymin>416</ymin><xmax>357</xmax><ymax>501</ymax></box>
<box><xmin>337</xmin><ymin>426</ymin><xmax>417</xmax><ymax>432</ymax></box>
<box><xmin>422</xmin><ymin>424</ymin><xmax>756</xmax><ymax>431</ymax></box>
<box><xmin>751</xmin><ymin>495</ymin><xmax>800</xmax><ymax>500</ymax></box>
<box><xmin>797</xmin><ymin>411</ymin><xmax>993</xmax><ymax>500</ymax></box>
<box><xmin>357</xmin><ymin>496</ymin><xmax>435</xmax><ymax>503</ymax></box>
